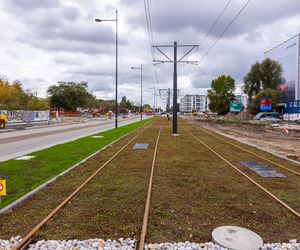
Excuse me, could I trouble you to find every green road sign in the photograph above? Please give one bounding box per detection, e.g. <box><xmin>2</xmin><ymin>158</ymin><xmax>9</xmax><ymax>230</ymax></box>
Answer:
<box><xmin>230</xmin><ymin>102</ymin><xmax>243</xmax><ymax>112</ymax></box>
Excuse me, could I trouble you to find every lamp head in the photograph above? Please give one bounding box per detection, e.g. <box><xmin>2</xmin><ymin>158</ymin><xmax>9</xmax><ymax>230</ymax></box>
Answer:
<box><xmin>95</xmin><ymin>19</ymin><xmax>102</xmax><ymax>22</ymax></box>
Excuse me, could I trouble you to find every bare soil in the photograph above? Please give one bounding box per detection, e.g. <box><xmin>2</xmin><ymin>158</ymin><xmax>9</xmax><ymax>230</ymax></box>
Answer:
<box><xmin>193</xmin><ymin>118</ymin><xmax>300</xmax><ymax>162</ymax></box>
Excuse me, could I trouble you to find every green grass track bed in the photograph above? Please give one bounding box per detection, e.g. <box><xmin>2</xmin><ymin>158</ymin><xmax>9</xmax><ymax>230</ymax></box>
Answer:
<box><xmin>0</xmin><ymin>118</ymin><xmax>154</xmax><ymax>209</ymax></box>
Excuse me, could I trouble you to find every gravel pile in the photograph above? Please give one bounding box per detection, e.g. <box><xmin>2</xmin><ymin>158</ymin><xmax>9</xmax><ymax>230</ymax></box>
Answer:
<box><xmin>0</xmin><ymin>237</ymin><xmax>299</xmax><ymax>250</ymax></box>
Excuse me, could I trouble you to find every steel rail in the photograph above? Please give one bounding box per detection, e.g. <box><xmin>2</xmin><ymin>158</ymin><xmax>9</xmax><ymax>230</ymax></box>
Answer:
<box><xmin>185</xmin><ymin>128</ymin><xmax>300</xmax><ymax>219</ymax></box>
<box><xmin>195</xmin><ymin>124</ymin><xmax>300</xmax><ymax>176</ymax></box>
<box><xmin>13</xmin><ymin>122</ymin><xmax>154</xmax><ymax>250</ymax></box>
<box><xmin>138</xmin><ymin>125</ymin><xmax>162</xmax><ymax>250</ymax></box>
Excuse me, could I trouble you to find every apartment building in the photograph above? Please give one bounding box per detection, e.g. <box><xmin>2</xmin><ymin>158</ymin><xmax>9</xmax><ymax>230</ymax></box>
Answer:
<box><xmin>180</xmin><ymin>94</ymin><xmax>208</xmax><ymax>113</ymax></box>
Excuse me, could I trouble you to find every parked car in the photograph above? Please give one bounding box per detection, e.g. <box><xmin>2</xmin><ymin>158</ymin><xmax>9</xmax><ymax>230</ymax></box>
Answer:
<box><xmin>254</xmin><ymin>112</ymin><xmax>279</xmax><ymax>120</ymax></box>
<box><xmin>259</xmin><ymin>116</ymin><xmax>280</xmax><ymax>123</ymax></box>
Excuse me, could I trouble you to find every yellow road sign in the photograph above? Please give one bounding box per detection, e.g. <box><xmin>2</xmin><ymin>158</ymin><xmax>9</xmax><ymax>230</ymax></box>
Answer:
<box><xmin>0</xmin><ymin>176</ymin><xmax>6</xmax><ymax>196</ymax></box>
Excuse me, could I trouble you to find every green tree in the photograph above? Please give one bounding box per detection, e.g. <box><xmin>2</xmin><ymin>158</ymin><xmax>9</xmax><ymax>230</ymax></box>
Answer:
<box><xmin>249</xmin><ymin>88</ymin><xmax>279</xmax><ymax>114</ymax></box>
<box><xmin>143</xmin><ymin>104</ymin><xmax>151</xmax><ymax>110</ymax></box>
<box><xmin>119</xmin><ymin>96</ymin><xmax>133</xmax><ymax>110</ymax></box>
<box><xmin>207</xmin><ymin>75</ymin><xmax>236</xmax><ymax>115</ymax></box>
<box><xmin>0</xmin><ymin>78</ymin><xmax>48</xmax><ymax>110</ymax></box>
<box><xmin>119</xmin><ymin>96</ymin><xmax>127</xmax><ymax>109</ymax></box>
<box><xmin>97</xmin><ymin>99</ymin><xmax>115</xmax><ymax>112</ymax></box>
<box><xmin>243</xmin><ymin>58</ymin><xmax>282</xmax><ymax>100</ymax></box>
<box><xmin>47</xmin><ymin>81</ymin><xmax>95</xmax><ymax>111</ymax></box>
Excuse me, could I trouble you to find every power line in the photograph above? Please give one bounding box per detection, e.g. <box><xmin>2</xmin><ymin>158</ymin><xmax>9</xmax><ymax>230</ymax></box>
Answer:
<box><xmin>199</xmin><ymin>0</ymin><xmax>252</xmax><ymax>64</ymax></box>
<box><xmin>181</xmin><ymin>0</ymin><xmax>232</xmax><ymax>93</ymax></box>
<box><xmin>143</xmin><ymin>0</ymin><xmax>160</xmax><ymax>105</ymax></box>
<box><xmin>143</xmin><ymin>0</ymin><xmax>154</xmax><ymax>55</ymax></box>
<box><xmin>199</xmin><ymin>0</ymin><xmax>232</xmax><ymax>48</ymax></box>
<box><xmin>146</xmin><ymin>0</ymin><xmax>154</xmax><ymax>45</ymax></box>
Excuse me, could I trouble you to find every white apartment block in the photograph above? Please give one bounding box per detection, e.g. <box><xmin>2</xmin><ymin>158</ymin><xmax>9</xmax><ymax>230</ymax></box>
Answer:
<box><xmin>180</xmin><ymin>94</ymin><xmax>208</xmax><ymax>113</ymax></box>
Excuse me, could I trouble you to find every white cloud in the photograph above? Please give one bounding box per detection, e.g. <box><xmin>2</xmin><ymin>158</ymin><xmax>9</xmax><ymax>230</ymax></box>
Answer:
<box><xmin>0</xmin><ymin>0</ymin><xmax>299</xmax><ymax>107</ymax></box>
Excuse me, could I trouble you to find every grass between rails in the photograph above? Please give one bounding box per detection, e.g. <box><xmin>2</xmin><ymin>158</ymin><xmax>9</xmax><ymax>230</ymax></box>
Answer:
<box><xmin>148</xmin><ymin>121</ymin><xmax>300</xmax><ymax>242</ymax></box>
<box><xmin>0</xmin><ymin>118</ymin><xmax>154</xmax><ymax>209</ymax></box>
<box><xmin>0</xmin><ymin>118</ymin><xmax>299</xmax><ymax>242</ymax></box>
<box><xmin>0</xmin><ymin>119</ymin><xmax>160</xmax><ymax>239</ymax></box>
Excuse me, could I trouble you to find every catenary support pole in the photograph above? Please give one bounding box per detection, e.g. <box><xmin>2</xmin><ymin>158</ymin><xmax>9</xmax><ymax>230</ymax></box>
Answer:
<box><xmin>141</xmin><ymin>64</ymin><xmax>143</xmax><ymax>121</ymax></box>
<box><xmin>152</xmin><ymin>43</ymin><xmax>198</xmax><ymax>133</ymax></box>
<box><xmin>115</xmin><ymin>10</ymin><xmax>118</xmax><ymax>129</ymax></box>
<box><xmin>173</xmin><ymin>41</ymin><xmax>178</xmax><ymax>134</ymax></box>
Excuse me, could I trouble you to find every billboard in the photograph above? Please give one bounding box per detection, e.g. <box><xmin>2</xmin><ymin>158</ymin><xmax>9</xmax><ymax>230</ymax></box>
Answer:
<box><xmin>260</xmin><ymin>98</ymin><xmax>272</xmax><ymax>111</ymax></box>
<box><xmin>264</xmin><ymin>35</ymin><xmax>299</xmax><ymax>102</ymax></box>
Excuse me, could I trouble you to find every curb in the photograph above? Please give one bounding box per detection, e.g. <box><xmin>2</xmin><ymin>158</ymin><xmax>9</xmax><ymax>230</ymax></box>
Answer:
<box><xmin>202</xmin><ymin>125</ymin><xmax>300</xmax><ymax>166</ymax></box>
<box><xmin>0</xmin><ymin>118</ymin><xmax>153</xmax><ymax>215</ymax></box>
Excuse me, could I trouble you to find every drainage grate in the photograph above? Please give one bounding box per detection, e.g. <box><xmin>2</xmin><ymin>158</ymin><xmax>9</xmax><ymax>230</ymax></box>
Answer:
<box><xmin>240</xmin><ymin>161</ymin><xmax>286</xmax><ymax>178</ymax></box>
<box><xmin>132</xmin><ymin>143</ymin><xmax>149</xmax><ymax>150</ymax></box>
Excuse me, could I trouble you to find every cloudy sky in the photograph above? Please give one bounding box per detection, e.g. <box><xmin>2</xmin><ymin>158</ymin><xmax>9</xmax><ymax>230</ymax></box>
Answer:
<box><xmin>0</xmin><ymin>0</ymin><xmax>299</xmax><ymax>108</ymax></box>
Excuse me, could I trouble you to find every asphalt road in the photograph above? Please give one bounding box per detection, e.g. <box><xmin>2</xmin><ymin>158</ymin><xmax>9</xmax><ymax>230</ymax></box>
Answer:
<box><xmin>0</xmin><ymin>115</ymin><xmax>148</xmax><ymax>162</ymax></box>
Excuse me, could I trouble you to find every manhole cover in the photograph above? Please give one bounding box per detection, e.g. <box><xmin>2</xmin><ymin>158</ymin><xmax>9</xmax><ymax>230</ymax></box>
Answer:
<box><xmin>133</xmin><ymin>143</ymin><xmax>149</xmax><ymax>150</ymax></box>
<box><xmin>15</xmin><ymin>155</ymin><xmax>36</xmax><ymax>160</ymax></box>
<box><xmin>212</xmin><ymin>226</ymin><xmax>263</xmax><ymax>250</ymax></box>
<box><xmin>240</xmin><ymin>161</ymin><xmax>286</xmax><ymax>178</ymax></box>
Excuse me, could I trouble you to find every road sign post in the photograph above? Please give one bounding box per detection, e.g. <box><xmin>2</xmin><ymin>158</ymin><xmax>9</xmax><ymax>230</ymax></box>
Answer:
<box><xmin>230</xmin><ymin>102</ymin><xmax>243</xmax><ymax>112</ymax></box>
<box><xmin>0</xmin><ymin>176</ymin><xmax>6</xmax><ymax>205</ymax></box>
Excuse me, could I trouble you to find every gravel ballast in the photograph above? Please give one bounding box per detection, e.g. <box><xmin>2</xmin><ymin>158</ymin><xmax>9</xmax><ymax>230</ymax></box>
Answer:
<box><xmin>1</xmin><ymin>237</ymin><xmax>299</xmax><ymax>250</ymax></box>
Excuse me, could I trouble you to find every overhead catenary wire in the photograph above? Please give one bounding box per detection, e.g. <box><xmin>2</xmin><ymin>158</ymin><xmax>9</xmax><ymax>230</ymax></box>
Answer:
<box><xmin>183</xmin><ymin>0</ymin><xmax>252</xmax><ymax>93</ymax></box>
<box><xmin>181</xmin><ymin>0</ymin><xmax>232</xmax><ymax>94</ymax></box>
<box><xmin>199</xmin><ymin>0</ymin><xmax>232</xmax><ymax>49</ymax></box>
<box><xmin>199</xmin><ymin>0</ymin><xmax>252</xmax><ymax>64</ymax></box>
<box><xmin>143</xmin><ymin>0</ymin><xmax>160</xmax><ymax>108</ymax></box>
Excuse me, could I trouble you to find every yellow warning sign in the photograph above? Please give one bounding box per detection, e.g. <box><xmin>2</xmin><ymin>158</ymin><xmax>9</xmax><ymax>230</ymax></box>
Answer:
<box><xmin>0</xmin><ymin>176</ymin><xmax>6</xmax><ymax>196</ymax></box>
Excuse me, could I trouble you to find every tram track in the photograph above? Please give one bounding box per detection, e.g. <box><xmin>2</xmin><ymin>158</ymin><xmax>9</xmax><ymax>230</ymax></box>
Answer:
<box><xmin>2</xmin><ymin>118</ymin><xmax>300</xmax><ymax>249</ymax></box>
<box><xmin>12</xmin><ymin>121</ymin><xmax>160</xmax><ymax>250</ymax></box>
<box><xmin>194</xmin><ymin>124</ymin><xmax>300</xmax><ymax>176</ymax></box>
<box><xmin>185</xmin><ymin>127</ymin><xmax>300</xmax><ymax>219</ymax></box>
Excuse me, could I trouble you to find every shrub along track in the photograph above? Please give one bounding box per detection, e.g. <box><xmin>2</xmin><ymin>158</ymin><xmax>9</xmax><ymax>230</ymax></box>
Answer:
<box><xmin>0</xmin><ymin>118</ymin><xmax>299</xmax><ymax>249</ymax></box>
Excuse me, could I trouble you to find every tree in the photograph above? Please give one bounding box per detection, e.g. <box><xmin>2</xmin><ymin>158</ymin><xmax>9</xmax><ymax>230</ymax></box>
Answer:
<box><xmin>98</xmin><ymin>99</ymin><xmax>115</xmax><ymax>112</ymax></box>
<box><xmin>143</xmin><ymin>104</ymin><xmax>151</xmax><ymax>110</ymax></box>
<box><xmin>243</xmin><ymin>58</ymin><xmax>282</xmax><ymax>100</ymax></box>
<box><xmin>249</xmin><ymin>88</ymin><xmax>279</xmax><ymax>114</ymax></box>
<box><xmin>0</xmin><ymin>78</ymin><xmax>48</xmax><ymax>110</ymax></box>
<box><xmin>119</xmin><ymin>96</ymin><xmax>133</xmax><ymax>110</ymax></box>
<box><xmin>47</xmin><ymin>81</ymin><xmax>95</xmax><ymax>111</ymax></box>
<box><xmin>207</xmin><ymin>75</ymin><xmax>236</xmax><ymax>115</ymax></box>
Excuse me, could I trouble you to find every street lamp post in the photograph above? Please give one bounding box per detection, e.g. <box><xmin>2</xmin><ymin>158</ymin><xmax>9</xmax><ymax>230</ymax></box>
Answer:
<box><xmin>131</xmin><ymin>64</ymin><xmax>143</xmax><ymax>121</ymax></box>
<box><xmin>95</xmin><ymin>10</ymin><xmax>118</xmax><ymax>129</ymax></box>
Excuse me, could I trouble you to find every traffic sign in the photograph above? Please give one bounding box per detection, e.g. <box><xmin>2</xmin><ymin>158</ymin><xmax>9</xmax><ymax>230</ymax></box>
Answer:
<box><xmin>0</xmin><ymin>176</ymin><xmax>6</xmax><ymax>196</ymax></box>
<box><xmin>230</xmin><ymin>102</ymin><xmax>243</xmax><ymax>112</ymax></box>
<box><xmin>260</xmin><ymin>98</ymin><xmax>272</xmax><ymax>111</ymax></box>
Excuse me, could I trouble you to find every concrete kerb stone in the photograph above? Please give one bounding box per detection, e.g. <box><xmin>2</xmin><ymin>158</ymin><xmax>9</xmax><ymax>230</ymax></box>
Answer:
<box><xmin>0</xmin><ymin>119</ymin><xmax>153</xmax><ymax>215</ymax></box>
<box><xmin>202</xmin><ymin>126</ymin><xmax>300</xmax><ymax>166</ymax></box>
